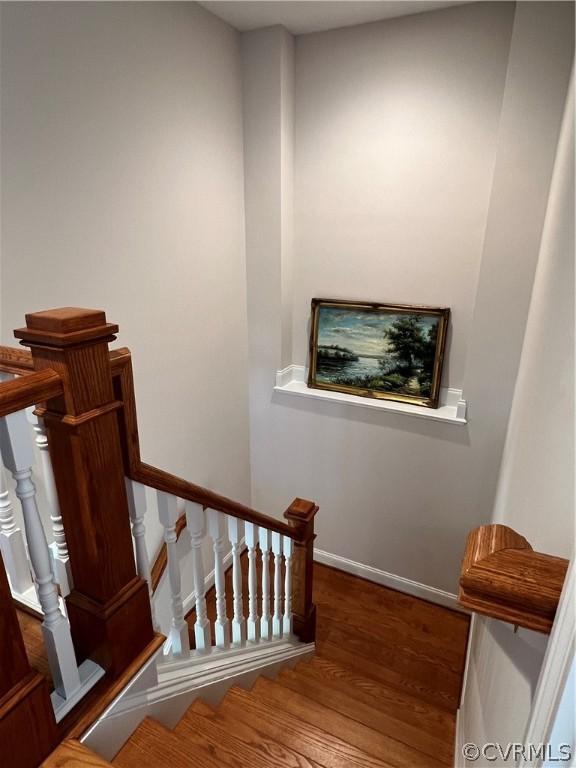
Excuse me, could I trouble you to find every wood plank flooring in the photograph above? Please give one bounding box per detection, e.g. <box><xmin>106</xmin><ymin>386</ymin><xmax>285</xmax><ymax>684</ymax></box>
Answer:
<box><xmin>18</xmin><ymin>558</ymin><xmax>470</xmax><ymax>767</ymax></box>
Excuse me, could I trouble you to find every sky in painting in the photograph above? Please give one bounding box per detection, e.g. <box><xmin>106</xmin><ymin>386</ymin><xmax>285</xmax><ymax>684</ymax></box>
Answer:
<box><xmin>317</xmin><ymin>306</ymin><xmax>439</xmax><ymax>358</ymax></box>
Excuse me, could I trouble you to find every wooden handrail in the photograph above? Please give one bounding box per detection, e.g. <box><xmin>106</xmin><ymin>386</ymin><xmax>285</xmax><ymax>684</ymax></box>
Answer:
<box><xmin>3</xmin><ymin>322</ymin><xmax>318</xmax><ymax>645</ymax></box>
<box><xmin>458</xmin><ymin>524</ymin><xmax>569</xmax><ymax>633</ymax></box>
<box><xmin>134</xmin><ymin>462</ymin><xmax>298</xmax><ymax>540</ymax></box>
<box><xmin>0</xmin><ymin>369</ymin><xmax>63</xmax><ymax>417</ymax></box>
<box><xmin>0</xmin><ymin>345</ymin><xmax>34</xmax><ymax>374</ymax></box>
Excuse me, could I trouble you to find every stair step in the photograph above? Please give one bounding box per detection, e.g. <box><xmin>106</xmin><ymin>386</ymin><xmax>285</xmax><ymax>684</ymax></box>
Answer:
<box><xmin>279</xmin><ymin>666</ymin><xmax>453</xmax><ymax>765</ymax></box>
<box><xmin>183</xmin><ymin>694</ymin><xmax>322</xmax><ymax>767</ymax></box>
<box><xmin>42</xmin><ymin>739</ymin><xmax>114</xmax><ymax>767</ymax></box>
<box><xmin>250</xmin><ymin>676</ymin><xmax>444</xmax><ymax>768</ymax></box>
<box><xmin>189</xmin><ymin>698</ymin><xmax>218</xmax><ymax>718</ymax></box>
<box><xmin>222</xmin><ymin>685</ymin><xmax>392</xmax><ymax>768</ymax></box>
<box><xmin>300</xmin><ymin>655</ymin><xmax>454</xmax><ymax>738</ymax></box>
<box><xmin>112</xmin><ymin>716</ymin><xmax>219</xmax><ymax>768</ymax></box>
<box><xmin>176</xmin><ymin>706</ymin><xmax>277</xmax><ymax>767</ymax></box>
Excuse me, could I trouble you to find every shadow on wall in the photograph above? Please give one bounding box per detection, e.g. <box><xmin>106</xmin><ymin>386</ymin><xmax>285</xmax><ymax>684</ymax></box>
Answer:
<box><xmin>270</xmin><ymin>389</ymin><xmax>471</xmax><ymax>447</ymax></box>
<box><xmin>487</xmin><ymin>620</ymin><xmax>548</xmax><ymax>698</ymax></box>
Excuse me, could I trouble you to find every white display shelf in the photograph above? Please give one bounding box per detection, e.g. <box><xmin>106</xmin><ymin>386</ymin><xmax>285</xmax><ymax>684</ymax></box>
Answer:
<box><xmin>274</xmin><ymin>365</ymin><xmax>467</xmax><ymax>425</ymax></box>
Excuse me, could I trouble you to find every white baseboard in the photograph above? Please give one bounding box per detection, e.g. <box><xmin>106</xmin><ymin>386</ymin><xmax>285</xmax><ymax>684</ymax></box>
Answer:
<box><xmin>314</xmin><ymin>548</ymin><xmax>468</xmax><ymax>613</ymax></box>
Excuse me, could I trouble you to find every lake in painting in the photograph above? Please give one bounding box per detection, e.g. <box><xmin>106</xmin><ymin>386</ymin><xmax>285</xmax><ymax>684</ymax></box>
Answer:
<box><xmin>313</xmin><ymin>304</ymin><xmax>444</xmax><ymax>400</ymax></box>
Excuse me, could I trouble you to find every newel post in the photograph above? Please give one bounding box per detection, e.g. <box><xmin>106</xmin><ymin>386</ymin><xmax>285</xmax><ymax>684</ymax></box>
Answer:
<box><xmin>14</xmin><ymin>308</ymin><xmax>154</xmax><ymax>676</ymax></box>
<box><xmin>284</xmin><ymin>498</ymin><xmax>318</xmax><ymax>643</ymax></box>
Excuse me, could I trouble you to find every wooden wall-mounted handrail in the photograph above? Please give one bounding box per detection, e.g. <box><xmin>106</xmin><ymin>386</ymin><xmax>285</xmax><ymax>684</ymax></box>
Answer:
<box><xmin>458</xmin><ymin>524</ymin><xmax>569</xmax><ymax>633</ymax></box>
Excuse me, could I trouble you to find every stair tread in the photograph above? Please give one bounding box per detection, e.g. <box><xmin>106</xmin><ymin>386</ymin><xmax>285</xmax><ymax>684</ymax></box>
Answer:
<box><xmin>279</xmin><ymin>666</ymin><xmax>453</xmax><ymax>765</ymax></box>
<box><xmin>250</xmin><ymin>675</ymin><xmax>445</xmax><ymax>768</ymax></box>
<box><xmin>223</xmin><ymin>685</ymin><xmax>394</xmax><ymax>768</ymax></box>
<box><xmin>112</xmin><ymin>716</ymin><xmax>219</xmax><ymax>768</ymax></box>
<box><xmin>301</xmin><ymin>655</ymin><xmax>455</xmax><ymax>738</ymax></box>
<box><xmin>183</xmin><ymin>695</ymin><xmax>323</xmax><ymax>767</ymax></box>
<box><xmin>177</xmin><ymin>706</ymin><xmax>278</xmax><ymax>768</ymax></box>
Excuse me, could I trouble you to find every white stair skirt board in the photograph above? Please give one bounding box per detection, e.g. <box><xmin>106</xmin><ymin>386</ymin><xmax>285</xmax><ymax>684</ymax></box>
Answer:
<box><xmin>274</xmin><ymin>365</ymin><xmax>467</xmax><ymax>425</ymax></box>
<box><xmin>81</xmin><ymin>638</ymin><xmax>314</xmax><ymax>762</ymax></box>
<box><xmin>51</xmin><ymin>659</ymin><xmax>106</xmax><ymax>723</ymax></box>
<box><xmin>314</xmin><ymin>548</ymin><xmax>469</xmax><ymax>613</ymax></box>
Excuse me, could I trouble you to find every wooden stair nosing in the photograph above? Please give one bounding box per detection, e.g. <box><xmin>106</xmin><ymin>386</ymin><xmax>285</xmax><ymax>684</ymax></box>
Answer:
<box><xmin>250</xmin><ymin>676</ymin><xmax>446</xmax><ymax>768</ymax></box>
<box><xmin>222</xmin><ymin>685</ymin><xmax>396</xmax><ymax>768</ymax></box>
<box><xmin>278</xmin><ymin>667</ymin><xmax>453</xmax><ymax>765</ymax></box>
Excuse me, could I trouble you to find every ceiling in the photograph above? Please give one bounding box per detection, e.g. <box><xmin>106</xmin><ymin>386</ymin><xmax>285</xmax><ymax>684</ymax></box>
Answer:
<box><xmin>199</xmin><ymin>1</ymin><xmax>473</xmax><ymax>35</ymax></box>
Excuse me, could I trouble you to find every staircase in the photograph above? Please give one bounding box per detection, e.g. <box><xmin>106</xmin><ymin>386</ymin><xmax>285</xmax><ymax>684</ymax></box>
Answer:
<box><xmin>112</xmin><ymin>657</ymin><xmax>454</xmax><ymax>768</ymax></box>
<box><xmin>105</xmin><ymin>563</ymin><xmax>465</xmax><ymax>768</ymax></box>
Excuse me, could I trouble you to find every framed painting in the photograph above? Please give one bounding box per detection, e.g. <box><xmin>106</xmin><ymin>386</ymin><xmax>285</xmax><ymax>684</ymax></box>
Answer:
<box><xmin>308</xmin><ymin>298</ymin><xmax>450</xmax><ymax>409</ymax></box>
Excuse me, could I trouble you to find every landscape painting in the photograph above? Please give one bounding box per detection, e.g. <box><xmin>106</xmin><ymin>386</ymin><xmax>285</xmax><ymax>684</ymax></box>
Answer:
<box><xmin>308</xmin><ymin>299</ymin><xmax>450</xmax><ymax>408</ymax></box>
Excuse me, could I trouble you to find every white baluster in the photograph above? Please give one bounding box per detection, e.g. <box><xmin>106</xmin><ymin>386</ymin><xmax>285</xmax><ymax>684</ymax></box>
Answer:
<box><xmin>272</xmin><ymin>531</ymin><xmax>283</xmax><ymax>638</ymax></box>
<box><xmin>227</xmin><ymin>516</ymin><xmax>246</xmax><ymax>646</ymax></box>
<box><xmin>186</xmin><ymin>501</ymin><xmax>211</xmax><ymax>653</ymax></box>
<box><xmin>283</xmin><ymin>536</ymin><xmax>293</xmax><ymax>636</ymax></box>
<box><xmin>259</xmin><ymin>527</ymin><xmax>272</xmax><ymax>640</ymax></box>
<box><xmin>207</xmin><ymin>509</ymin><xmax>230</xmax><ymax>649</ymax></box>
<box><xmin>27</xmin><ymin>409</ymin><xmax>73</xmax><ymax>596</ymax></box>
<box><xmin>0</xmin><ymin>410</ymin><xmax>81</xmax><ymax>699</ymax></box>
<box><xmin>0</xmin><ymin>462</ymin><xmax>34</xmax><ymax>595</ymax></box>
<box><xmin>125</xmin><ymin>479</ymin><xmax>158</xmax><ymax>631</ymax></box>
<box><xmin>157</xmin><ymin>491</ymin><xmax>190</xmax><ymax>657</ymax></box>
<box><xmin>245</xmin><ymin>522</ymin><xmax>260</xmax><ymax>642</ymax></box>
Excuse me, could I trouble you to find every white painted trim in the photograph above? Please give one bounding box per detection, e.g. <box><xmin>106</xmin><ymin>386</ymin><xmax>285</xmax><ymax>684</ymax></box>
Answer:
<box><xmin>314</xmin><ymin>547</ymin><xmax>469</xmax><ymax>613</ymax></box>
<box><xmin>520</xmin><ymin>558</ymin><xmax>575</xmax><ymax>768</ymax></box>
<box><xmin>275</xmin><ymin>364</ymin><xmax>467</xmax><ymax>425</ymax></box>
<box><xmin>454</xmin><ymin>707</ymin><xmax>467</xmax><ymax>768</ymax></box>
<box><xmin>52</xmin><ymin>659</ymin><xmax>105</xmax><ymax>723</ymax></box>
<box><xmin>181</xmin><ymin>543</ymin><xmax>237</xmax><ymax>618</ymax></box>
<box><xmin>154</xmin><ymin>539</ymin><xmax>244</xmax><ymax>655</ymax></box>
<box><xmin>81</xmin><ymin>638</ymin><xmax>313</xmax><ymax>761</ymax></box>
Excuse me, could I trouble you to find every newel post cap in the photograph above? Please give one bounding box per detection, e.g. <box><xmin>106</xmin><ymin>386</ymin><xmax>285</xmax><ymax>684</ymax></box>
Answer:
<box><xmin>284</xmin><ymin>498</ymin><xmax>318</xmax><ymax>537</ymax></box>
<box><xmin>14</xmin><ymin>307</ymin><xmax>119</xmax><ymax>347</ymax></box>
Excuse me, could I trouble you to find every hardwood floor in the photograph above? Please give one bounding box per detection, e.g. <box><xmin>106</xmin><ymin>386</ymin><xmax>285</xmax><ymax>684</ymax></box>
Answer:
<box><xmin>21</xmin><ymin>560</ymin><xmax>470</xmax><ymax>767</ymax></box>
<box><xmin>16</xmin><ymin>605</ymin><xmax>53</xmax><ymax>688</ymax></box>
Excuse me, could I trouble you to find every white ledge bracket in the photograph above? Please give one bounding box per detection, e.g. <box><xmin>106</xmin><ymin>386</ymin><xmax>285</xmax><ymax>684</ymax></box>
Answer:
<box><xmin>274</xmin><ymin>365</ymin><xmax>467</xmax><ymax>425</ymax></box>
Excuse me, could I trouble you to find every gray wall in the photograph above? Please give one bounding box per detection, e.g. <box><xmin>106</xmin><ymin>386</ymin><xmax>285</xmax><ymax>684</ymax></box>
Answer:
<box><xmin>0</xmin><ymin>2</ymin><xmax>252</xmax><ymax>557</ymax></box>
<box><xmin>459</xmin><ymin>65</ymin><xmax>574</xmax><ymax>767</ymax></box>
<box><xmin>242</xmin><ymin>2</ymin><xmax>574</xmax><ymax>593</ymax></box>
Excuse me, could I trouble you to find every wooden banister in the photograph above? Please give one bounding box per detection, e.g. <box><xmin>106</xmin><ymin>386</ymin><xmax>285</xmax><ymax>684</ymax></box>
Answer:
<box><xmin>458</xmin><ymin>524</ymin><xmax>569</xmax><ymax>633</ymax></box>
<box><xmin>14</xmin><ymin>308</ymin><xmax>155</xmax><ymax>675</ymax></box>
<box><xmin>0</xmin><ymin>345</ymin><xmax>34</xmax><ymax>374</ymax></box>
<box><xmin>0</xmin><ymin>369</ymin><xmax>63</xmax><ymax>417</ymax></box>
<box><xmin>4</xmin><ymin>308</ymin><xmax>317</xmax><ymax>659</ymax></box>
<box><xmin>134</xmin><ymin>462</ymin><xmax>298</xmax><ymax>540</ymax></box>
<box><xmin>109</xmin><ymin>344</ymin><xmax>318</xmax><ymax>642</ymax></box>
